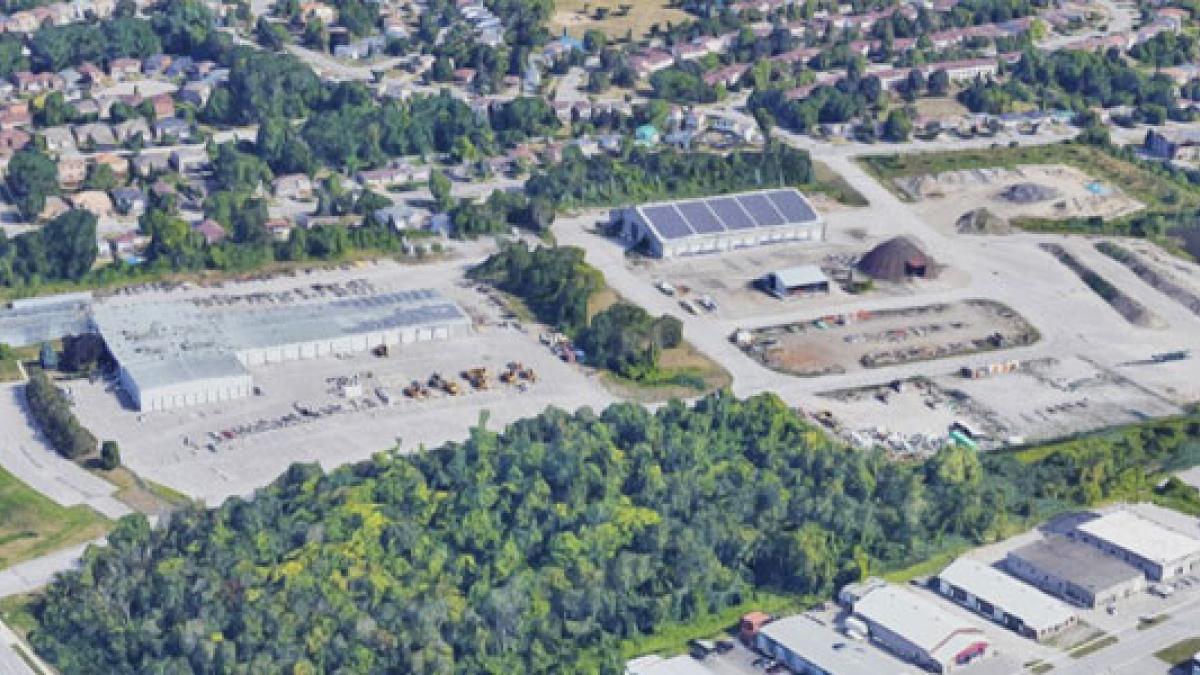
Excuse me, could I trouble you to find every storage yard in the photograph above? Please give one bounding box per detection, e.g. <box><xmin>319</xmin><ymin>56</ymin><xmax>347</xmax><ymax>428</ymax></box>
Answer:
<box><xmin>814</xmin><ymin>356</ymin><xmax>1183</xmax><ymax>455</ymax></box>
<box><xmin>896</xmin><ymin>164</ymin><xmax>1144</xmax><ymax>230</ymax></box>
<box><xmin>737</xmin><ymin>299</ymin><xmax>1037</xmax><ymax>378</ymax></box>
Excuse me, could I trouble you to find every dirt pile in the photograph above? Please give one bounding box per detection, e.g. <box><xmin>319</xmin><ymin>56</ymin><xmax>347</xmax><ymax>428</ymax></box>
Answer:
<box><xmin>999</xmin><ymin>182</ymin><xmax>1059</xmax><ymax>203</ymax></box>
<box><xmin>956</xmin><ymin>208</ymin><xmax>1012</xmax><ymax>235</ymax></box>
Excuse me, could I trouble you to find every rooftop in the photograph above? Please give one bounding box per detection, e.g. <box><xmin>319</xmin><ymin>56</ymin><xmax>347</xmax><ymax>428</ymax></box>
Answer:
<box><xmin>854</xmin><ymin>584</ymin><xmax>987</xmax><ymax>663</ymax></box>
<box><xmin>633</xmin><ymin>188</ymin><xmax>821</xmax><ymax>242</ymax></box>
<box><xmin>1007</xmin><ymin>535</ymin><xmax>1144</xmax><ymax>592</ymax></box>
<box><xmin>92</xmin><ymin>288</ymin><xmax>470</xmax><ymax>391</ymax></box>
<box><xmin>624</xmin><ymin>655</ymin><xmax>711</xmax><ymax>675</ymax></box>
<box><xmin>937</xmin><ymin>558</ymin><xmax>1076</xmax><ymax>632</ymax></box>
<box><xmin>1075</xmin><ymin>510</ymin><xmax>1200</xmax><ymax>565</ymax></box>
<box><xmin>758</xmin><ymin>614</ymin><xmax>907</xmax><ymax>675</ymax></box>
<box><xmin>770</xmin><ymin>264</ymin><xmax>829</xmax><ymax>288</ymax></box>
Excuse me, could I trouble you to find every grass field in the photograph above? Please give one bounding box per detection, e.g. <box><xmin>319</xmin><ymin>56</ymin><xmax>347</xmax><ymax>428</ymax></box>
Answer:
<box><xmin>0</xmin><ymin>466</ymin><xmax>110</xmax><ymax>571</ymax></box>
<box><xmin>859</xmin><ymin>142</ymin><xmax>1200</xmax><ymax>211</ymax></box>
<box><xmin>0</xmin><ymin>345</ymin><xmax>36</xmax><ymax>383</ymax></box>
<box><xmin>550</xmin><ymin>0</ymin><xmax>691</xmax><ymax>39</ymax></box>
<box><xmin>1156</xmin><ymin>636</ymin><xmax>1200</xmax><ymax>666</ymax></box>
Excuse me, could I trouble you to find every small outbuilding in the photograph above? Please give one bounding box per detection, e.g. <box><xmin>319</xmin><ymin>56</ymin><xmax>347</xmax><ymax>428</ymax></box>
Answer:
<box><xmin>761</xmin><ymin>264</ymin><xmax>830</xmax><ymax>298</ymax></box>
<box><xmin>858</xmin><ymin>236</ymin><xmax>935</xmax><ymax>281</ymax></box>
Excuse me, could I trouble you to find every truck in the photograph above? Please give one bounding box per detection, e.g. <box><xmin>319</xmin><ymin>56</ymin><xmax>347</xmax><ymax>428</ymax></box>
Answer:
<box><xmin>655</xmin><ymin>280</ymin><xmax>676</xmax><ymax>296</ymax></box>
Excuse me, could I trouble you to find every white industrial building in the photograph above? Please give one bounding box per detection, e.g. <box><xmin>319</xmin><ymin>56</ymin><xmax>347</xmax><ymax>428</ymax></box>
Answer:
<box><xmin>935</xmin><ymin>558</ymin><xmax>1077</xmax><ymax>641</ymax></box>
<box><xmin>92</xmin><ymin>289</ymin><xmax>471</xmax><ymax>412</ymax></box>
<box><xmin>754</xmin><ymin>614</ymin><xmax>908</xmax><ymax>675</ymax></box>
<box><xmin>611</xmin><ymin>188</ymin><xmax>825</xmax><ymax>258</ymax></box>
<box><xmin>851</xmin><ymin>584</ymin><xmax>989</xmax><ymax>673</ymax></box>
<box><xmin>1072</xmin><ymin>510</ymin><xmax>1200</xmax><ymax>582</ymax></box>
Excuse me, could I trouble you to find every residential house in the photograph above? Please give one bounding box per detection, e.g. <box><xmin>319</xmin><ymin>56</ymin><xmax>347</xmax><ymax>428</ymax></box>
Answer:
<box><xmin>265</xmin><ymin>218</ymin><xmax>293</xmax><ymax>241</ymax></box>
<box><xmin>149</xmin><ymin>94</ymin><xmax>175</xmax><ymax>120</ymax></box>
<box><xmin>271</xmin><ymin>173</ymin><xmax>314</xmax><ymax>200</ymax></box>
<box><xmin>112</xmin><ymin>118</ymin><xmax>152</xmax><ymax>144</ymax></box>
<box><xmin>12</xmin><ymin>71</ymin><xmax>64</xmax><ymax>94</ymax></box>
<box><xmin>57</xmin><ymin>155</ymin><xmax>88</xmax><ymax>187</ymax></box>
<box><xmin>0</xmin><ymin>103</ymin><xmax>30</xmax><ymax>130</ymax></box>
<box><xmin>165</xmin><ymin>56</ymin><xmax>194</xmax><ymax>79</ymax></box>
<box><xmin>132</xmin><ymin>151</ymin><xmax>172</xmax><ymax>177</ymax></box>
<box><xmin>4</xmin><ymin>11</ymin><xmax>39</xmax><ymax>33</ymax></box>
<box><xmin>178</xmin><ymin>81</ymin><xmax>212</xmax><ymax>107</ymax></box>
<box><xmin>108</xmin><ymin>58</ymin><xmax>142</xmax><ymax>80</ymax></box>
<box><xmin>373</xmin><ymin>205</ymin><xmax>430</xmax><ymax>230</ymax></box>
<box><xmin>702</xmin><ymin>63</ymin><xmax>749</xmax><ymax>88</ymax></box>
<box><xmin>154</xmin><ymin>117</ymin><xmax>192</xmax><ymax>142</ymax></box>
<box><xmin>73</xmin><ymin>122</ymin><xmax>117</xmax><ymax>148</ymax></box>
<box><xmin>70</xmin><ymin>190</ymin><xmax>114</xmax><ymax>217</ymax></box>
<box><xmin>73</xmin><ymin>99</ymin><xmax>100</xmax><ymax>118</ymax></box>
<box><xmin>41</xmin><ymin>126</ymin><xmax>77</xmax><ymax>155</ymax></box>
<box><xmin>91</xmin><ymin>152</ymin><xmax>129</xmax><ymax>178</ymax></box>
<box><xmin>111</xmin><ymin>187</ymin><xmax>148</xmax><ymax>215</ymax></box>
<box><xmin>142</xmin><ymin>54</ymin><xmax>172</xmax><ymax>76</ymax></box>
<box><xmin>77</xmin><ymin>62</ymin><xmax>106</xmax><ymax>88</ymax></box>
<box><xmin>193</xmin><ymin>218</ymin><xmax>226</xmax><ymax>245</ymax></box>
<box><xmin>107</xmin><ymin>230</ymin><xmax>149</xmax><ymax>259</ymax></box>
<box><xmin>0</xmin><ymin>129</ymin><xmax>31</xmax><ymax>155</ymax></box>
<box><xmin>628</xmin><ymin>49</ymin><xmax>674</xmax><ymax>78</ymax></box>
<box><xmin>170</xmin><ymin>146</ymin><xmax>209</xmax><ymax>173</ymax></box>
<box><xmin>299</xmin><ymin>2</ymin><xmax>337</xmax><ymax>24</ymax></box>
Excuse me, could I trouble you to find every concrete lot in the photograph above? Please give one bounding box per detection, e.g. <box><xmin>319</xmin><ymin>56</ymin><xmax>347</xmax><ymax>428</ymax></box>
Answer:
<box><xmin>70</xmin><ymin>261</ymin><xmax>615</xmax><ymax>505</ymax></box>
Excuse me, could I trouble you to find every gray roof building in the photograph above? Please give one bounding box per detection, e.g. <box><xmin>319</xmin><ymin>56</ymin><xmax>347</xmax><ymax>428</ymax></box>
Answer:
<box><xmin>755</xmin><ymin>614</ymin><xmax>909</xmax><ymax>675</ymax></box>
<box><xmin>1005</xmin><ymin>535</ymin><xmax>1146</xmax><ymax>608</ymax></box>
<box><xmin>935</xmin><ymin>558</ymin><xmax>1077</xmax><ymax>641</ymax></box>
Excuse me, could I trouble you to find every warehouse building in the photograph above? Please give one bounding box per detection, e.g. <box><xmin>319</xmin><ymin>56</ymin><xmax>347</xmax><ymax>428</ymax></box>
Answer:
<box><xmin>0</xmin><ymin>293</ymin><xmax>93</xmax><ymax>347</ymax></box>
<box><xmin>1004</xmin><ymin>535</ymin><xmax>1146</xmax><ymax>608</ymax></box>
<box><xmin>624</xmin><ymin>655</ymin><xmax>711</xmax><ymax>675</ymax></box>
<box><xmin>935</xmin><ymin>558</ymin><xmax>1077</xmax><ymax>641</ymax></box>
<box><xmin>611</xmin><ymin>188</ymin><xmax>825</xmax><ymax>258</ymax></box>
<box><xmin>760</xmin><ymin>264</ymin><xmax>830</xmax><ymax>298</ymax></box>
<box><xmin>851</xmin><ymin>584</ymin><xmax>989</xmax><ymax>673</ymax></box>
<box><xmin>92</xmin><ymin>289</ymin><xmax>471</xmax><ymax>412</ymax></box>
<box><xmin>754</xmin><ymin>614</ymin><xmax>909</xmax><ymax>675</ymax></box>
<box><xmin>1072</xmin><ymin>510</ymin><xmax>1200</xmax><ymax>582</ymax></box>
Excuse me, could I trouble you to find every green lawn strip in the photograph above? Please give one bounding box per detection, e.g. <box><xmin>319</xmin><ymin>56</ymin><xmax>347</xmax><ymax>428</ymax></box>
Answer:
<box><xmin>1069</xmin><ymin>634</ymin><xmax>1118</xmax><ymax>659</ymax></box>
<box><xmin>0</xmin><ymin>465</ymin><xmax>111</xmax><ymax>571</ymax></box>
<box><xmin>1155</xmin><ymin>636</ymin><xmax>1200</xmax><ymax>665</ymax></box>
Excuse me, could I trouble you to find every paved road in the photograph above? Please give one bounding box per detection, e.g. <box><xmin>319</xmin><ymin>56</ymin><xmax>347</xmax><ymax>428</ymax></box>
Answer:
<box><xmin>0</xmin><ymin>621</ymin><xmax>37</xmax><ymax>675</ymax></box>
<box><xmin>0</xmin><ymin>539</ymin><xmax>99</xmax><ymax>598</ymax></box>
<box><xmin>0</xmin><ymin>383</ymin><xmax>132</xmax><ymax>520</ymax></box>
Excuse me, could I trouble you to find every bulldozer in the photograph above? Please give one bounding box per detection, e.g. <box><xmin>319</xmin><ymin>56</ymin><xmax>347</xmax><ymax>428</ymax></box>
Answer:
<box><xmin>463</xmin><ymin>367</ymin><xmax>491</xmax><ymax>390</ymax></box>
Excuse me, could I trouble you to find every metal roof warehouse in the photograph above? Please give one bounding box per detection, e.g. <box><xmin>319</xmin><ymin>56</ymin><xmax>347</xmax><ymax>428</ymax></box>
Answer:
<box><xmin>1072</xmin><ymin>510</ymin><xmax>1200</xmax><ymax>581</ymax></box>
<box><xmin>92</xmin><ymin>288</ymin><xmax>471</xmax><ymax>412</ymax></box>
<box><xmin>935</xmin><ymin>558</ymin><xmax>1077</xmax><ymax>641</ymax></box>
<box><xmin>611</xmin><ymin>188</ymin><xmax>825</xmax><ymax>258</ymax></box>
<box><xmin>754</xmin><ymin>614</ymin><xmax>910</xmax><ymax>675</ymax></box>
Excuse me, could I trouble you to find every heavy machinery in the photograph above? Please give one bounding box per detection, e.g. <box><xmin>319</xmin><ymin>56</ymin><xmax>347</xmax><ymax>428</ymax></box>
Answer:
<box><xmin>403</xmin><ymin>380</ymin><xmax>429</xmax><ymax>399</ymax></box>
<box><xmin>462</xmin><ymin>367</ymin><xmax>491</xmax><ymax>390</ymax></box>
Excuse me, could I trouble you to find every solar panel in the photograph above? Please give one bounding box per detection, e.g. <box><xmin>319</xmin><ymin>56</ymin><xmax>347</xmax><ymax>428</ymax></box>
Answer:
<box><xmin>677</xmin><ymin>201</ymin><xmax>725</xmax><ymax>234</ymax></box>
<box><xmin>766</xmin><ymin>189</ymin><xmax>816</xmax><ymax>222</ymax></box>
<box><xmin>708</xmin><ymin>197</ymin><xmax>756</xmax><ymax>230</ymax></box>
<box><xmin>738</xmin><ymin>194</ymin><xmax>786</xmax><ymax>227</ymax></box>
<box><xmin>643</xmin><ymin>205</ymin><xmax>693</xmax><ymax>239</ymax></box>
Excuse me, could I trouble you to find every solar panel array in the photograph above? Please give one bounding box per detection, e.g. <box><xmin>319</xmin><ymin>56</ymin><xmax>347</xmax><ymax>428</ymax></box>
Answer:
<box><xmin>640</xmin><ymin>190</ymin><xmax>818</xmax><ymax>240</ymax></box>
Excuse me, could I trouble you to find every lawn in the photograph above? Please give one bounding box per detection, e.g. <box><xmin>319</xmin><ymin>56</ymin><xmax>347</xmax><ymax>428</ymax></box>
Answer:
<box><xmin>1069</xmin><ymin>634</ymin><xmax>1118</xmax><ymax>659</ymax></box>
<box><xmin>0</xmin><ymin>466</ymin><xmax>110</xmax><ymax>571</ymax></box>
<box><xmin>858</xmin><ymin>142</ymin><xmax>1200</xmax><ymax>211</ymax></box>
<box><xmin>0</xmin><ymin>345</ymin><xmax>37</xmax><ymax>383</ymax></box>
<box><xmin>1156</xmin><ymin>636</ymin><xmax>1200</xmax><ymax>666</ymax></box>
<box><xmin>550</xmin><ymin>0</ymin><xmax>691</xmax><ymax>39</ymax></box>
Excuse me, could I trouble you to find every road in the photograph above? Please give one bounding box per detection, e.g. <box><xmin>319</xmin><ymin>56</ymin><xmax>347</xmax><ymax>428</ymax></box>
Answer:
<box><xmin>0</xmin><ymin>383</ymin><xmax>132</xmax><ymax>520</ymax></box>
<box><xmin>0</xmin><ymin>621</ymin><xmax>40</xmax><ymax>675</ymax></box>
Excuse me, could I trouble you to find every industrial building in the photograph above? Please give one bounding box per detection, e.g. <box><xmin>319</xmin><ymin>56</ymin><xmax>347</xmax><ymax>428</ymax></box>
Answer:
<box><xmin>1004</xmin><ymin>535</ymin><xmax>1146</xmax><ymax>608</ymax></box>
<box><xmin>760</xmin><ymin>265</ymin><xmax>830</xmax><ymax>298</ymax></box>
<box><xmin>935</xmin><ymin>558</ymin><xmax>1077</xmax><ymax>641</ymax></box>
<box><xmin>92</xmin><ymin>289</ymin><xmax>471</xmax><ymax>412</ymax></box>
<box><xmin>611</xmin><ymin>188</ymin><xmax>825</xmax><ymax>258</ymax></box>
<box><xmin>0</xmin><ymin>293</ymin><xmax>93</xmax><ymax>347</ymax></box>
<box><xmin>753</xmin><ymin>614</ymin><xmax>908</xmax><ymax>675</ymax></box>
<box><xmin>850</xmin><ymin>584</ymin><xmax>989</xmax><ymax>673</ymax></box>
<box><xmin>1071</xmin><ymin>510</ymin><xmax>1200</xmax><ymax>582</ymax></box>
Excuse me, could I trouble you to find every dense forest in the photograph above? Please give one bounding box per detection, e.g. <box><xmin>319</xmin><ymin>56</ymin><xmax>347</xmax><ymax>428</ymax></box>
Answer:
<box><xmin>468</xmin><ymin>242</ymin><xmax>603</xmax><ymax>334</ymax></box>
<box><xmin>26</xmin><ymin>396</ymin><xmax>1200</xmax><ymax>674</ymax></box>
<box><xmin>524</xmin><ymin>144</ymin><xmax>814</xmax><ymax>208</ymax></box>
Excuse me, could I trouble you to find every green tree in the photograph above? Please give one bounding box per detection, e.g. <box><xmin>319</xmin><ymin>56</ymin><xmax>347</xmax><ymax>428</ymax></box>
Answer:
<box><xmin>100</xmin><ymin>440</ymin><xmax>121</xmax><ymax>470</ymax></box>
<box><xmin>6</xmin><ymin>149</ymin><xmax>58</xmax><ymax>220</ymax></box>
